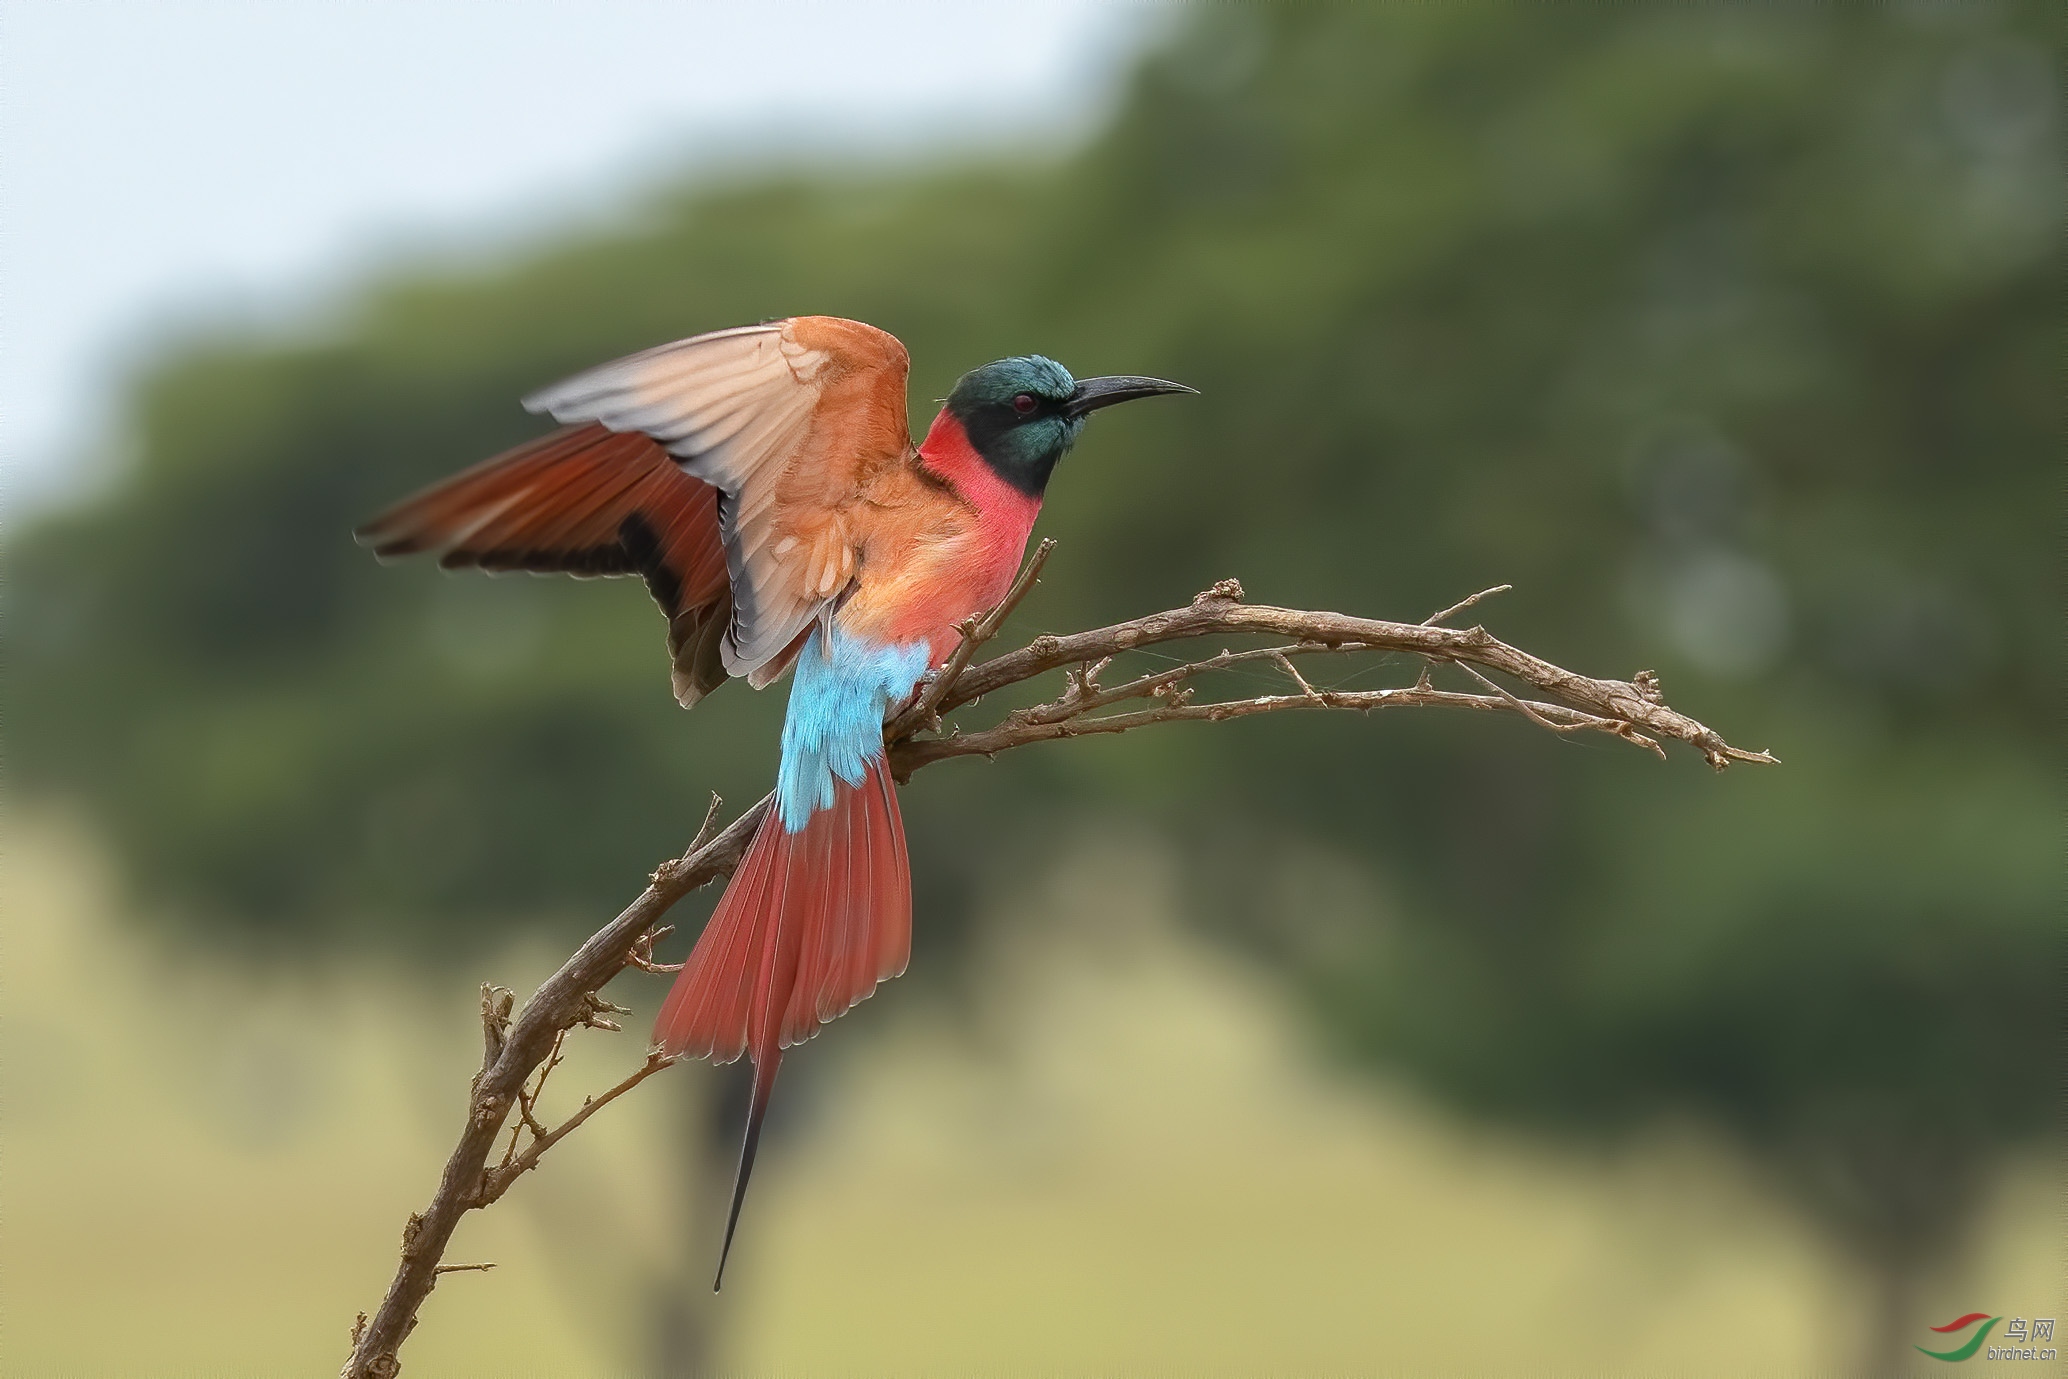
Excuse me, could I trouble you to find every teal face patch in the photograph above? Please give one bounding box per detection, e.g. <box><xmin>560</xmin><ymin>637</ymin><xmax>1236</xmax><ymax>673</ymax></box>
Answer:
<box><xmin>947</xmin><ymin>356</ymin><xmax>1085</xmax><ymax>497</ymax></box>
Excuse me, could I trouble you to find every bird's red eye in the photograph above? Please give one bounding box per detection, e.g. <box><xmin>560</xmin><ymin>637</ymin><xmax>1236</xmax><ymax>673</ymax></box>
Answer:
<box><xmin>1012</xmin><ymin>393</ymin><xmax>1038</xmax><ymax>415</ymax></box>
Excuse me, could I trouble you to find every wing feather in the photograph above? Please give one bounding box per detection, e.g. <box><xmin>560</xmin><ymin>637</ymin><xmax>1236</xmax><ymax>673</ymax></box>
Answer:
<box><xmin>361</xmin><ymin>316</ymin><xmax>912</xmax><ymax>701</ymax></box>
<box><xmin>522</xmin><ymin>316</ymin><xmax>912</xmax><ymax>680</ymax></box>
<box><xmin>354</xmin><ymin>423</ymin><xmax>734</xmax><ymax>707</ymax></box>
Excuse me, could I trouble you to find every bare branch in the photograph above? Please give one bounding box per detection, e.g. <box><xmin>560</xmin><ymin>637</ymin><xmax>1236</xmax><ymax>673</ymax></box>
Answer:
<box><xmin>626</xmin><ymin>924</ymin><xmax>685</xmax><ymax>975</ymax></box>
<box><xmin>474</xmin><ymin>985</ymin><xmax>513</xmax><ymax>1092</ymax></box>
<box><xmin>898</xmin><ymin>679</ymin><xmax>1651</xmax><ymax>766</ymax></box>
<box><xmin>341</xmin><ymin>558</ymin><xmax>1771</xmax><ymax>1378</ymax></box>
<box><xmin>1269</xmin><ymin>650</ymin><xmax>1324</xmax><ymax>701</ymax></box>
<box><xmin>685</xmin><ymin>792</ymin><xmax>725</xmax><ymax>854</ymax></box>
<box><xmin>342</xmin><ymin>795</ymin><xmax>769</xmax><ymax>1378</ymax></box>
<box><xmin>478</xmin><ymin>1048</ymin><xmax>679</xmax><ymax>1206</ymax></box>
<box><xmin>894</xmin><ymin>572</ymin><xmax>1776</xmax><ymax>773</ymax></box>
<box><xmin>1423</xmin><ymin>583</ymin><xmax>1512</xmax><ymax>626</ymax></box>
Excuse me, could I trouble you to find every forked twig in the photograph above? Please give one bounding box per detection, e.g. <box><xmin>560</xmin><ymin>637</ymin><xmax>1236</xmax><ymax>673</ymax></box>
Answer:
<box><xmin>477</xmin><ymin>1048</ymin><xmax>680</xmax><ymax>1206</ymax></box>
<box><xmin>627</xmin><ymin>924</ymin><xmax>686</xmax><ymax>975</ymax></box>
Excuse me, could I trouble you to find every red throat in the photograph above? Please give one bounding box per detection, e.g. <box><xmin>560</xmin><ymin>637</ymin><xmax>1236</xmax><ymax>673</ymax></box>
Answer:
<box><xmin>909</xmin><ymin>411</ymin><xmax>1046</xmax><ymax>661</ymax></box>
<box><xmin>918</xmin><ymin>411</ymin><xmax>1043</xmax><ymax>533</ymax></box>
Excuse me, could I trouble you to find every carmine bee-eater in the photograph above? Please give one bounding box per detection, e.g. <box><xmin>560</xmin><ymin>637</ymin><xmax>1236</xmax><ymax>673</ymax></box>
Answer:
<box><xmin>357</xmin><ymin>316</ymin><xmax>1192</xmax><ymax>1286</ymax></box>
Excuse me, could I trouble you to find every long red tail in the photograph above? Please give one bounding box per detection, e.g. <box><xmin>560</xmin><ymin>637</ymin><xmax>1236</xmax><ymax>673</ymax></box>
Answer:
<box><xmin>654</xmin><ymin>755</ymin><xmax>911</xmax><ymax>1289</ymax></box>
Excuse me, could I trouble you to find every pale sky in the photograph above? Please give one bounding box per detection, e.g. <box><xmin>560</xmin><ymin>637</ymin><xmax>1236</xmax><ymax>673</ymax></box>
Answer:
<box><xmin>0</xmin><ymin>1</ymin><xmax>1160</xmax><ymax>512</ymax></box>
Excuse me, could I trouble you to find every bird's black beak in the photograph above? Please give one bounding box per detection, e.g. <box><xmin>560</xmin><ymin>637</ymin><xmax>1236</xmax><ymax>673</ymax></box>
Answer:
<box><xmin>1063</xmin><ymin>375</ymin><xmax>1197</xmax><ymax>420</ymax></box>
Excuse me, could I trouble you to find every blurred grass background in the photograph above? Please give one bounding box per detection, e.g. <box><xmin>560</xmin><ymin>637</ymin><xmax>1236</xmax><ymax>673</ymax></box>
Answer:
<box><xmin>3</xmin><ymin>4</ymin><xmax>2060</xmax><ymax>1375</ymax></box>
<box><xmin>7</xmin><ymin>810</ymin><xmax>2055</xmax><ymax>1374</ymax></box>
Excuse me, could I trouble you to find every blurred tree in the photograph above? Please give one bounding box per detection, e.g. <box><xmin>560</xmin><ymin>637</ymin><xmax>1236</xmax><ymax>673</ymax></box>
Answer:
<box><xmin>7</xmin><ymin>4</ymin><xmax>2056</xmax><ymax>1372</ymax></box>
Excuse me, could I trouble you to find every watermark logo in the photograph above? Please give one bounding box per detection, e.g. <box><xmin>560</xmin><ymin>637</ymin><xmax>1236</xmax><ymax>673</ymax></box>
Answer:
<box><xmin>1917</xmin><ymin>1313</ymin><xmax>2056</xmax><ymax>1363</ymax></box>
<box><xmin>1917</xmin><ymin>1314</ymin><xmax>1997</xmax><ymax>1362</ymax></box>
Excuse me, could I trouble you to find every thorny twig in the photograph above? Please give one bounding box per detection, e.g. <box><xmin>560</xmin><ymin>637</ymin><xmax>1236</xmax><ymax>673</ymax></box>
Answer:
<box><xmin>683</xmin><ymin>792</ymin><xmax>727</xmax><ymax>857</ymax></box>
<box><xmin>473</xmin><ymin>985</ymin><xmax>514</xmax><ymax>1096</ymax></box>
<box><xmin>1423</xmin><ymin>583</ymin><xmax>1512</xmax><ymax>626</ymax></box>
<box><xmin>1451</xmin><ymin>660</ymin><xmax>1667</xmax><ymax>760</ymax></box>
<box><xmin>342</xmin><ymin>549</ymin><xmax>1772</xmax><ymax>1378</ymax></box>
<box><xmin>502</xmin><ymin>1029</ymin><xmax>570</xmax><ymax>1170</ymax></box>
<box><xmin>886</xmin><ymin>575</ymin><xmax>1775</xmax><ymax>778</ymax></box>
<box><xmin>477</xmin><ymin>1047</ymin><xmax>680</xmax><ymax>1206</ymax></box>
<box><xmin>627</xmin><ymin>924</ymin><xmax>685</xmax><ymax>975</ymax></box>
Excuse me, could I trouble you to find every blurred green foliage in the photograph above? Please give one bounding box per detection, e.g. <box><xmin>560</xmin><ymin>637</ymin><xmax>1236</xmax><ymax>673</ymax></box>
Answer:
<box><xmin>7</xmin><ymin>3</ymin><xmax>2056</xmax><ymax>1354</ymax></box>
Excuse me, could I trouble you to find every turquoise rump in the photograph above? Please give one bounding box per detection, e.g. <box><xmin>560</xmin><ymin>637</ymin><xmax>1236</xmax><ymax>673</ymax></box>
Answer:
<box><xmin>777</xmin><ymin>630</ymin><xmax>931</xmax><ymax>832</ymax></box>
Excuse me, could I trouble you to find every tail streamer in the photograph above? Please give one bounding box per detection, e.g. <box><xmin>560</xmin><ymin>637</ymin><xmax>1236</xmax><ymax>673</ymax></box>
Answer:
<box><xmin>653</xmin><ymin>755</ymin><xmax>910</xmax><ymax>1288</ymax></box>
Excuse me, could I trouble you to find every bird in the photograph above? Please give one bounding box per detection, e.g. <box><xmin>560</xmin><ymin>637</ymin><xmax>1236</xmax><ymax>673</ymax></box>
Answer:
<box><xmin>355</xmin><ymin>315</ymin><xmax>1192</xmax><ymax>1288</ymax></box>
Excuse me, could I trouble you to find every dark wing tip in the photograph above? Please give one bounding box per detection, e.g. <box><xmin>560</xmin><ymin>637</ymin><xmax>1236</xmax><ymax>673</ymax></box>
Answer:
<box><xmin>353</xmin><ymin>519</ymin><xmax>429</xmax><ymax>562</ymax></box>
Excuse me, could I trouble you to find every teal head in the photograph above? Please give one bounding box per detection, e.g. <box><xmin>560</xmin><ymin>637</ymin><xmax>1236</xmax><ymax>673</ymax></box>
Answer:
<box><xmin>945</xmin><ymin>355</ymin><xmax>1194</xmax><ymax>497</ymax></box>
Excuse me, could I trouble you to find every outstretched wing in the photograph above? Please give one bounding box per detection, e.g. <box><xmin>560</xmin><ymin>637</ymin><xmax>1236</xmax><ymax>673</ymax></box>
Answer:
<box><xmin>523</xmin><ymin>315</ymin><xmax>913</xmax><ymax>680</ymax></box>
<box><xmin>357</xmin><ymin>315</ymin><xmax>914</xmax><ymax>701</ymax></box>
<box><xmin>356</xmin><ymin>423</ymin><xmax>736</xmax><ymax>707</ymax></box>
